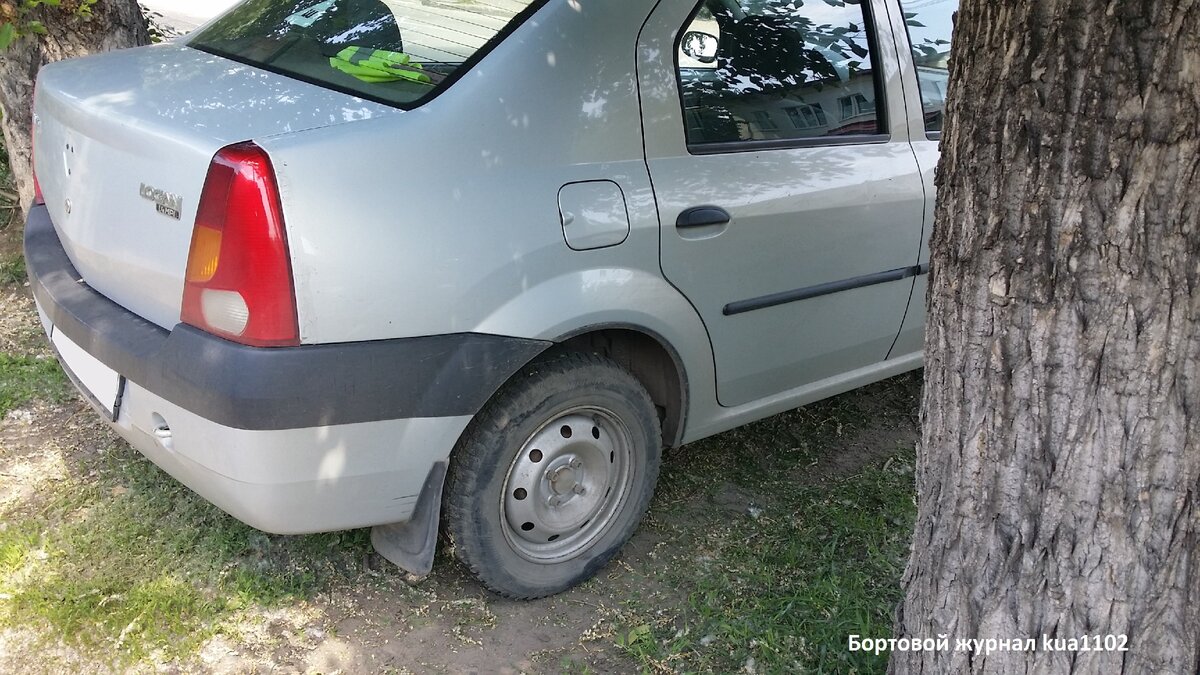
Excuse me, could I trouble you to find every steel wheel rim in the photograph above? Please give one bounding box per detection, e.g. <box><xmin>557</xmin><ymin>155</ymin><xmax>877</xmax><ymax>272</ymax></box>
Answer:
<box><xmin>500</xmin><ymin>405</ymin><xmax>635</xmax><ymax>563</ymax></box>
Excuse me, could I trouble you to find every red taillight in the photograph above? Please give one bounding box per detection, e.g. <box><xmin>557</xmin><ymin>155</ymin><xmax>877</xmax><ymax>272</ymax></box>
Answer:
<box><xmin>32</xmin><ymin>169</ymin><xmax>44</xmax><ymax>206</ymax></box>
<box><xmin>180</xmin><ymin>142</ymin><xmax>299</xmax><ymax>347</ymax></box>
<box><xmin>31</xmin><ymin>104</ymin><xmax>44</xmax><ymax>206</ymax></box>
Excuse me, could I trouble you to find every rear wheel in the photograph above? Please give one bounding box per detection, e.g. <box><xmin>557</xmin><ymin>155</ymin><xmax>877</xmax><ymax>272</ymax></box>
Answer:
<box><xmin>443</xmin><ymin>352</ymin><xmax>662</xmax><ymax>598</ymax></box>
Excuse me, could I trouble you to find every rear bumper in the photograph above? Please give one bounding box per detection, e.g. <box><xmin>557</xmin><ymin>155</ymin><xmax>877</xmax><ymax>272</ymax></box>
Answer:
<box><xmin>25</xmin><ymin>204</ymin><xmax>550</xmax><ymax>532</ymax></box>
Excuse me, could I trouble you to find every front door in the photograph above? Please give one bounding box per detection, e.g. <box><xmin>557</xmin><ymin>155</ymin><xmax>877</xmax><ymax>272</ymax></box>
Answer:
<box><xmin>638</xmin><ymin>0</ymin><xmax>927</xmax><ymax>407</ymax></box>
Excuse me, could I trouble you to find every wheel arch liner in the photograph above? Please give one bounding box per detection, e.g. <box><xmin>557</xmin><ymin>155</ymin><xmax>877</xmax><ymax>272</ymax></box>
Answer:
<box><xmin>552</xmin><ymin>321</ymin><xmax>691</xmax><ymax>448</ymax></box>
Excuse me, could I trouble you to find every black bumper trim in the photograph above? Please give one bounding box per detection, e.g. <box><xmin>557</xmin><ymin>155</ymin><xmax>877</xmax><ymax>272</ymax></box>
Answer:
<box><xmin>25</xmin><ymin>205</ymin><xmax>550</xmax><ymax>431</ymax></box>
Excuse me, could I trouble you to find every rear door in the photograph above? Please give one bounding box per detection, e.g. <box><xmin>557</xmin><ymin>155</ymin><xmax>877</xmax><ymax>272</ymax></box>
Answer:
<box><xmin>887</xmin><ymin>0</ymin><xmax>959</xmax><ymax>357</ymax></box>
<box><xmin>638</xmin><ymin>0</ymin><xmax>926</xmax><ymax>407</ymax></box>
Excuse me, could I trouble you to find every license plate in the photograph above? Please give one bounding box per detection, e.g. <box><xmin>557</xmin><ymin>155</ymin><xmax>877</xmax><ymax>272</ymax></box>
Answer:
<box><xmin>50</xmin><ymin>326</ymin><xmax>124</xmax><ymax>420</ymax></box>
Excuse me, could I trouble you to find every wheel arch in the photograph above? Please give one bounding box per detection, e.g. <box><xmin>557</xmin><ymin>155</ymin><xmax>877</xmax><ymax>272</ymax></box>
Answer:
<box><xmin>469</xmin><ymin>267</ymin><xmax>711</xmax><ymax>449</ymax></box>
<box><xmin>545</xmin><ymin>323</ymin><xmax>689</xmax><ymax>449</ymax></box>
<box><xmin>374</xmin><ymin>327</ymin><xmax>689</xmax><ymax>580</ymax></box>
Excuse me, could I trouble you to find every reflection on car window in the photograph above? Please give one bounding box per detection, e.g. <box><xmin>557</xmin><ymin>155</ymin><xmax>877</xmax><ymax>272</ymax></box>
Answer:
<box><xmin>900</xmin><ymin>0</ymin><xmax>957</xmax><ymax>133</ymax></box>
<box><xmin>676</xmin><ymin>0</ymin><xmax>884</xmax><ymax>146</ymax></box>
<box><xmin>191</xmin><ymin>0</ymin><xmax>540</xmax><ymax>108</ymax></box>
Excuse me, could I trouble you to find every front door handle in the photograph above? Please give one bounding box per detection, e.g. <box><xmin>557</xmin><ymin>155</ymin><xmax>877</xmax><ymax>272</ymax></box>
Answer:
<box><xmin>676</xmin><ymin>206</ymin><xmax>731</xmax><ymax>229</ymax></box>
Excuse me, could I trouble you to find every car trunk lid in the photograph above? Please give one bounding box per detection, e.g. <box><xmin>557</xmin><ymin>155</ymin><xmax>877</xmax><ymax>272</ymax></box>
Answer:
<box><xmin>33</xmin><ymin>42</ymin><xmax>397</xmax><ymax>332</ymax></box>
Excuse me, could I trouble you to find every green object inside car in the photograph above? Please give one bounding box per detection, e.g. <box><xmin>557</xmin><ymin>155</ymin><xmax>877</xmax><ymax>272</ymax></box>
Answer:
<box><xmin>329</xmin><ymin>47</ymin><xmax>432</xmax><ymax>84</ymax></box>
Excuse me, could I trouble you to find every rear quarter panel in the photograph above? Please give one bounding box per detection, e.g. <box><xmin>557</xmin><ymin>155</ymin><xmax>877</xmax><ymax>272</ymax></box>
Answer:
<box><xmin>259</xmin><ymin>0</ymin><xmax>669</xmax><ymax>344</ymax></box>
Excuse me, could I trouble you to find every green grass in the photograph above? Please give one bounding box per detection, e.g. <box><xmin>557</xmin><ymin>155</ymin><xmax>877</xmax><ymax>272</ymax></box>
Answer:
<box><xmin>615</xmin><ymin>374</ymin><xmax>921</xmax><ymax>674</ymax></box>
<box><xmin>0</xmin><ymin>254</ymin><xmax>25</xmax><ymax>285</ymax></box>
<box><xmin>0</xmin><ymin>432</ymin><xmax>376</xmax><ymax>665</ymax></box>
<box><xmin>0</xmin><ymin>352</ymin><xmax>68</xmax><ymax>416</ymax></box>
<box><xmin>625</xmin><ymin>457</ymin><xmax>915</xmax><ymax>673</ymax></box>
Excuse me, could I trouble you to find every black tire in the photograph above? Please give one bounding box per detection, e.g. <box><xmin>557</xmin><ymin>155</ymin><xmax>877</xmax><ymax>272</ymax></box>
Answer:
<box><xmin>443</xmin><ymin>352</ymin><xmax>662</xmax><ymax>599</ymax></box>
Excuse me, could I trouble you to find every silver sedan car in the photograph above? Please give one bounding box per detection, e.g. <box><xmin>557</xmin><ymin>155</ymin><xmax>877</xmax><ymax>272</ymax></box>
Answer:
<box><xmin>26</xmin><ymin>0</ymin><xmax>955</xmax><ymax>597</ymax></box>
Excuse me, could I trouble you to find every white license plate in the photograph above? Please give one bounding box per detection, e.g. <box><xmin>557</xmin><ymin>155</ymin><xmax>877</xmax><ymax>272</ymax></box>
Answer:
<box><xmin>50</xmin><ymin>326</ymin><xmax>123</xmax><ymax>420</ymax></box>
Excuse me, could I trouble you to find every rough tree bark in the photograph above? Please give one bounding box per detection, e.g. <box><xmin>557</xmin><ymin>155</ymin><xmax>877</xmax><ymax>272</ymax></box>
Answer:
<box><xmin>0</xmin><ymin>0</ymin><xmax>148</xmax><ymax>213</ymax></box>
<box><xmin>892</xmin><ymin>1</ymin><xmax>1200</xmax><ymax>673</ymax></box>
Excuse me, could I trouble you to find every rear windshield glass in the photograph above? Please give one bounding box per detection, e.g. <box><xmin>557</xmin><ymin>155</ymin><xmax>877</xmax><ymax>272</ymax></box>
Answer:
<box><xmin>190</xmin><ymin>0</ymin><xmax>540</xmax><ymax>108</ymax></box>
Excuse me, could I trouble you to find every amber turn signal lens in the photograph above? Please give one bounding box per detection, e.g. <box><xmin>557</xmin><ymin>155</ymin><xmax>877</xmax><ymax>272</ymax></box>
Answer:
<box><xmin>184</xmin><ymin>225</ymin><xmax>222</xmax><ymax>283</ymax></box>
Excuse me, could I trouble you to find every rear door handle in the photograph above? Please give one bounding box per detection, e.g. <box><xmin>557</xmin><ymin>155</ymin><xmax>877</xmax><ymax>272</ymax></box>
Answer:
<box><xmin>676</xmin><ymin>206</ymin><xmax>731</xmax><ymax>229</ymax></box>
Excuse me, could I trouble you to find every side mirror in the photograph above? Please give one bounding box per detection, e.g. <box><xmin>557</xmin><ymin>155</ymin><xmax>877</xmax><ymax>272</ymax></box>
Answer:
<box><xmin>681</xmin><ymin>31</ymin><xmax>719</xmax><ymax>64</ymax></box>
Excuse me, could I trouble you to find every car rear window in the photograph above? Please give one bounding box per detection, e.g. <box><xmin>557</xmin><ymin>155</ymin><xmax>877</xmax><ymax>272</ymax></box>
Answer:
<box><xmin>190</xmin><ymin>0</ymin><xmax>543</xmax><ymax>108</ymax></box>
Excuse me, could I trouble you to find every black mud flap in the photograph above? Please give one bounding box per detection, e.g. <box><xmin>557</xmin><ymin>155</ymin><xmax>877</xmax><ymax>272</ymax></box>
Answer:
<box><xmin>371</xmin><ymin>461</ymin><xmax>446</xmax><ymax>576</ymax></box>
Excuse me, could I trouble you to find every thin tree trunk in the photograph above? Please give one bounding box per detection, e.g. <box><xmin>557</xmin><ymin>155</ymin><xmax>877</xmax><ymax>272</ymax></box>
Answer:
<box><xmin>0</xmin><ymin>0</ymin><xmax>148</xmax><ymax>213</ymax></box>
<box><xmin>892</xmin><ymin>1</ymin><xmax>1200</xmax><ymax>673</ymax></box>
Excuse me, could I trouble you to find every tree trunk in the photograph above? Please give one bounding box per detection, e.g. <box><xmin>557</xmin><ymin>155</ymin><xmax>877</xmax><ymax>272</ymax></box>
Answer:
<box><xmin>892</xmin><ymin>1</ymin><xmax>1200</xmax><ymax>673</ymax></box>
<box><xmin>0</xmin><ymin>1</ymin><xmax>149</xmax><ymax>213</ymax></box>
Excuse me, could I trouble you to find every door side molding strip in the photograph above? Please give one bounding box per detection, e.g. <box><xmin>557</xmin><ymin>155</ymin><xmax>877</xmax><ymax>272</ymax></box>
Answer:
<box><xmin>723</xmin><ymin>263</ymin><xmax>929</xmax><ymax>316</ymax></box>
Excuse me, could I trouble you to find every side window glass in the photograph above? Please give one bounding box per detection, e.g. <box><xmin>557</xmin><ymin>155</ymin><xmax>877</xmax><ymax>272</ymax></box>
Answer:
<box><xmin>676</xmin><ymin>0</ymin><xmax>884</xmax><ymax>147</ymax></box>
<box><xmin>900</xmin><ymin>0</ymin><xmax>957</xmax><ymax>133</ymax></box>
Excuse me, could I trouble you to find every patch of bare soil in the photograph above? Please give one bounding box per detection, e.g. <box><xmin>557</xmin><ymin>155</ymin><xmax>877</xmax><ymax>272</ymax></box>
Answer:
<box><xmin>0</xmin><ymin>287</ymin><xmax>43</xmax><ymax>356</ymax></box>
<box><xmin>183</xmin><ymin>560</ymin><xmax>665</xmax><ymax>674</ymax></box>
<box><xmin>791</xmin><ymin>424</ymin><xmax>920</xmax><ymax>489</ymax></box>
<box><xmin>700</xmin><ymin>419</ymin><xmax>919</xmax><ymax>522</ymax></box>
